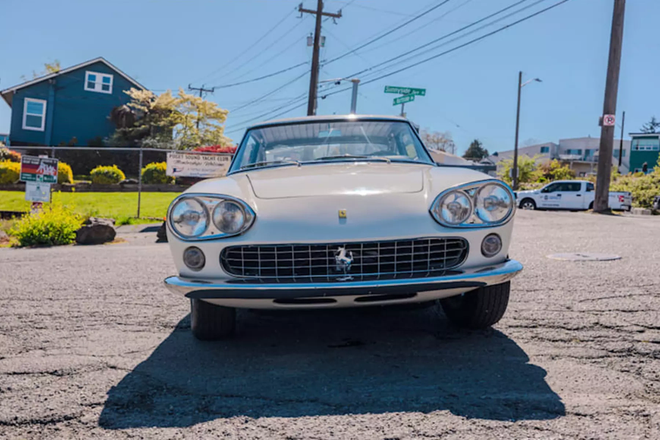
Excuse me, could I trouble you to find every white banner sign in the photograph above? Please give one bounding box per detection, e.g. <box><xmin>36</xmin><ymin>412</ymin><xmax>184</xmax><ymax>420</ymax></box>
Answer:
<box><xmin>25</xmin><ymin>182</ymin><xmax>51</xmax><ymax>203</ymax></box>
<box><xmin>166</xmin><ymin>153</ymin><xmax>232</xmax><ymax>178</ymax></box>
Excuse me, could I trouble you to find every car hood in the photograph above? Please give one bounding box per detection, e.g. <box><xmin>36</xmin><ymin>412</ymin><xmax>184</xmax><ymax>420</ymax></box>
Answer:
<box><xmin>245</xmin><ymin>162</ymin><xmax>425</xmax><ymax>199</ymax></box>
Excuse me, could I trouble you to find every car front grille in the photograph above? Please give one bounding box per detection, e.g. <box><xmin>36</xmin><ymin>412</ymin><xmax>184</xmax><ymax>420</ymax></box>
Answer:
<box><xmin>220</xmin><ymin>238</ymin><xmax>469</xmax><ymax>282</ymax></box>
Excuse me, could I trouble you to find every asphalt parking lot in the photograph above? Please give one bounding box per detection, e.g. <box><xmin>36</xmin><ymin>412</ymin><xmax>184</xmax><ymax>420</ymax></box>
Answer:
<box><xmin>0</xmin><ymin>210</ymin><xmax>659</xmax><ymax>439</ymax></box>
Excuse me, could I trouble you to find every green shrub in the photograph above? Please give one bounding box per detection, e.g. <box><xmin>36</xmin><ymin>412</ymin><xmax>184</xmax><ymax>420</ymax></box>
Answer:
<box><xmin>90</xmin><ymin>165</ymin><xmax>125</xmax><ymax>184</ymax></box>
<box><xmin>0</xmin><ymin>161</ymin><xmax>20</xmax><ymax>184</ymax></box>
<box><xmin>141</xmin><ymin>162</ymin><xmax>174</xmax><ymax>184</ymax></box>
<box><xmin>58</xmin><ymin>162</ymin><xmax>74</xmax><ymax>184</ymax></box>
<box><xmin>10</xmin><ymin>202</ymin><xmax>83</xmax><ymax>247</ymax></box>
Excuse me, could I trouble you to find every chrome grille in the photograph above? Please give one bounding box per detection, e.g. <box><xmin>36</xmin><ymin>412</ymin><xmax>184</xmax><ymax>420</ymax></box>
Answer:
<box><xmin>220</xmin><ymin>238</ymin><xmax>468</xmax><ymax>282</ymax></box>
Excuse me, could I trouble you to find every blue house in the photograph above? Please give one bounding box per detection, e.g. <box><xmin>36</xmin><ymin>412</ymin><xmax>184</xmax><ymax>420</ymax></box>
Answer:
<box><xmin>0</xmin><ymin>57</ymin><xmax>146</xmax><ymax>147</ymax></box>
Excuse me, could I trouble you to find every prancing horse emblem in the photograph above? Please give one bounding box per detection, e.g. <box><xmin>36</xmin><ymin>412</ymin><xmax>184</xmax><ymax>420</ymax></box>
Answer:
<box><xmin>334</xmin><ymin>247</ymin><xmax>354</xmax><ymax>280</ymax></box>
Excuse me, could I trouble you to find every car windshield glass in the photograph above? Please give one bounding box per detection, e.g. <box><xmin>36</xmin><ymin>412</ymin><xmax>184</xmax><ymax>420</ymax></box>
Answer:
<box><xmin>230</xmin><ymin>120</ymin><xmax>433</xmax><ymax>172</ymax></box>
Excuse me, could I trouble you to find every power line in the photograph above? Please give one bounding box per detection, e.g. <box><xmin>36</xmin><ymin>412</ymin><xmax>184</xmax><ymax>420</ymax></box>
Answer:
<box><xmin>323</xmin><ymin>0</ymin><xmax>452</xmax><ymax>66</ymax></box>
<box><xmin>212</xmin><ymin>61</ymin><xmax>308</xmax><ymax>89</ymax></box>
<box><xmin>191</xmin><ymin>8</ymin><xmax>296</xmax><ymax>85</ymax></box>
<box><xmin>229</xmin><ymin>70</ymin><xmax>309</xmax><ymax>113</ymax></box>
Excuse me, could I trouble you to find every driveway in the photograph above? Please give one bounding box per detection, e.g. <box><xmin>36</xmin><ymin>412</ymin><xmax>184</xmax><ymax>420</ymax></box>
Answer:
<box><xmin>0</xmin><ymin>211</ymin><xmax>658</xmax><ymax>439</ymax></box>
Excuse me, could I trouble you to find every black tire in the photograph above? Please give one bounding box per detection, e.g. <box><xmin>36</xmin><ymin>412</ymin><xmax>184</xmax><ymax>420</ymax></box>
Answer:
<box><xmin>519</xmin><ymin>198</ymin><xmax>536</xmax><ymax>210</ymax></box>
<box><xmin>440</xmin><ymin>282</ymin><xmax>510</xmax><ymax>329</ymax></box>
<box><xmin>190</xmin><ymin>299</ymin><xmax>236</xmax><ymax>340</ymax></box>
<box><xmin>588</xmin><ymin>201</ymin><xmax>594</xmax><ymax>210</ymax></box>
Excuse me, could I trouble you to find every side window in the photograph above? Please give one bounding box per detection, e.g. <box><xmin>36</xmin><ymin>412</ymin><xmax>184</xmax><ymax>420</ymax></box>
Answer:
<box><xmin>586</xmin><ymin>182</ymin><xmax>594</xmax><ymax>192</ymax></box>
<box><xmin>540</xmin><ymin>146</ymin><xmax>549</xmax><ymax>153</ymax></box>
<box><xmin>565</xmin><ymin>182</ymin><xmax>581</xmax><ymax>192</ymax></box>
<box><xmin>543</xmin><ymin>183</ymin><xmax>558</xmax><ymax>193</ymax></box>
<box><xmin>22</xmin><ymin>98</ymin><xmax>47</xmax><ymax>131</ymax></box>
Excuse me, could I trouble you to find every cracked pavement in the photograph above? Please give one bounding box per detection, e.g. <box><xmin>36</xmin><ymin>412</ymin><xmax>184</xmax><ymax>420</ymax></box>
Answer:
<box><xmin>0</xmin><ymin>210</ymin><xmax>659</xmax><ymax>439</ymax></box>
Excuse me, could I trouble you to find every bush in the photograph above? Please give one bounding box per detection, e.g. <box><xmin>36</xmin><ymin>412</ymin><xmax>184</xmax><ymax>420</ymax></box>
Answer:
<box><xmin>0</xmin><ymin>161</ymin><xmax>20</xmax><ymax>184</ymax></box>
<box><xmin>538</xmin><ymin>159</ymin><xmax>575</xmax><ymax>181</ymax></box>
<box><xmin>58</xmin><ymin>162</ymin><xmax>74</xmax><ymax>184</ymax></box>
<box><xmin>0</xmin><ymin>148</ymin><xmax>21</xmax><ymax>163</ymax></box>
<box><xmin>10</xmin><ymin>202</ymin><xmax>83</xmax><ymax>247</ymax></box>
<box><xmin>90</xmin><ymin>165</ymin><xmax>126</xmax><ymax>184</ymax></box>
<box><xmin>141</xmin><ymin>162</ymin><xmax>174</xmax><ymax>184</ymax></box>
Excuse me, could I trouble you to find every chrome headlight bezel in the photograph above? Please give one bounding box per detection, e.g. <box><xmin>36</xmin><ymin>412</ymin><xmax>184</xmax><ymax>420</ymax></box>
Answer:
<box><xmin>430</xmin><ymin>179</ymin><xmax>515</xmax><ymax>228</ymax></box>
<box><xmin>167</xmin><ymin>193</ymin><xmax>255</xmax><ymax>241</ymax></box>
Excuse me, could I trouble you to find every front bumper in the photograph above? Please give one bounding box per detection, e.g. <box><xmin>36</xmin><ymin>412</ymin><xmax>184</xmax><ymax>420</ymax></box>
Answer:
<box><xmin>164</xmin><ymin>259</ymin><xmax>523</xmax><ymax>300</ymax></box>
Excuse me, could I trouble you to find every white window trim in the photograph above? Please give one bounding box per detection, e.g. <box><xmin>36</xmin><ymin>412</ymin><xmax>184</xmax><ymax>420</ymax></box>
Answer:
<box><xmin>22</xmin><ymin>98</ymin><xmax>47</xmax><ymax>132</ymax></box>
<box><xmin>84</xmin><ymin>71</ymin><xmax>113</xmax><ymax>94</ymax></box>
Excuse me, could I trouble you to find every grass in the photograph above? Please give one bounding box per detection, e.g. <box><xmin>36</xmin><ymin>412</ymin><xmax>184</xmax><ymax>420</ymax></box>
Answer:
<box><xmin>0</xmin><ymin>191</ymin><xmax>178</xmax><ymax>224</ymax></box>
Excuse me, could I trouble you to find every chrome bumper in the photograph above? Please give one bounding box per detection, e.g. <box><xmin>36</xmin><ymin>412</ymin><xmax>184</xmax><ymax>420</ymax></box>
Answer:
<box><xmin>164</xmin><ymin>259</ymin><xmax>523</xmax><ymax>300</ymax></box>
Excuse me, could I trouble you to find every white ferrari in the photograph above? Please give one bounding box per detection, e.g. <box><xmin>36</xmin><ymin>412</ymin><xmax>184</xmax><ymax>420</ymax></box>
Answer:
<box><xmin>164</xmin><ymin>115</ymin><xmax>522</xmax><ymax>339</ymax></box>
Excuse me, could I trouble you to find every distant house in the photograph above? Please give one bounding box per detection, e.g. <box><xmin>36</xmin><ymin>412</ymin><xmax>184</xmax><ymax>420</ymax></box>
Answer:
<box><xmin>0</xmin><ymin>133</ymin><xmax>8</xmax><ymax>146</ymax></box>
<box><xmin>0</xmin><ymin>57</ymin><xmax>146</xmax><ymax>147</ymax></box>
<box><xmin>628</xmin><ymin>133</ymin><xmax>660</xmax><ymax>173</ymax></box>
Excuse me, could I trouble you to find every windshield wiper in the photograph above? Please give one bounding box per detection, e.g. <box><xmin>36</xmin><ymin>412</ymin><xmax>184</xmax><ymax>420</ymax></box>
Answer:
<box><xmin>313</xmin><ymin>155</ymin><xmax>391</xmax><ymax>164</ymax></box>
<box><xmin>240</xmin><ymin>159</ymin><xmax>301</xmax><ymax>170</ymax></box>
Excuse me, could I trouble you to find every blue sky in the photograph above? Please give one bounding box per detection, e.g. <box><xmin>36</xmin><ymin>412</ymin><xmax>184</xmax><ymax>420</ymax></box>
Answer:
<box><xmin>1</xmin><ymin>0</ymin><xmax>657</xmax><ymax>154</ymax></box>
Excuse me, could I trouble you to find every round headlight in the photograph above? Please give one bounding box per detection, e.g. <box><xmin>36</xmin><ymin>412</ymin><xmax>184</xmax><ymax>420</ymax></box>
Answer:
<box><xmin>435</xmin><ymin>190</ymin><xmax>472</xmax><ymax>225</ymax></box>
<box><xmin>170</xmin><ymin>198</ymin><xmax>209</xmax><ymax>237</ymax></box>
<box><xmin>475</xmin><ymin>183</ymin><xmax>513</xmax><ymax>224</ymax></box>
<box><xmin>213</xmin><ymin>200</ymin><xmax>247</xmax><ymax>234</ymax></box>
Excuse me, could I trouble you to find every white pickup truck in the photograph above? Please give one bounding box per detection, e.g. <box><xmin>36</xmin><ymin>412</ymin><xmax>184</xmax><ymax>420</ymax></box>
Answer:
<box><xmin>516</xmin><ymin>180</ymin><xmax>632</xmax><ymax>211</ymax></box>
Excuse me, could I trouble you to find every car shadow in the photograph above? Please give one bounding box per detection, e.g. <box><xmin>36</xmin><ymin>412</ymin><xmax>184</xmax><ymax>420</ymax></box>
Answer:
<box><xmin>99</xmin><ymin>304</ymin><xmax>564</xmax><ymax>428</ymax></box>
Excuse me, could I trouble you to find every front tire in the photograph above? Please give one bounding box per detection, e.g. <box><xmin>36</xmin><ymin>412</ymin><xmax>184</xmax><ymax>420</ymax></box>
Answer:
<box><xmin>440</xmin><ymin>282</ymin><xmax>510</xmax><ymax>329</ymax></box>
<box><xmin>191</xmin><ymin>299</ymin><xmax>236</xmax><ymax>340</ymax></box>
<box><xmin>519</xmin><ymin>198</ymin><xmax>536</xmax><ymax>210</ymax></box>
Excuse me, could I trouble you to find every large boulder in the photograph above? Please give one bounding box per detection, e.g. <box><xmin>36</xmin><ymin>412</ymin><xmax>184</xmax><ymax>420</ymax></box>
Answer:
<box><xmin>76</xmin><ymin>217</ymin><xmax>116</xmax><ymax>245</ymax></box>
<box><xmin>0</xmin><ymin>229</ymin><xmax>9</xmax><ymax>244</ymax></box>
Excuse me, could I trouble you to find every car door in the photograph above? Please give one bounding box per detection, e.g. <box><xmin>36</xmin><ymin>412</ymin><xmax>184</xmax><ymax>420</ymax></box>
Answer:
<box><xmin>538</xmin><ymin>182</ymin><xmax>562</xmax><ymax>208</ymax></box>
<box><xmin>560</xmin><ymin>182</ymin><xmax>584</xmax><ymax>209</ymax></box>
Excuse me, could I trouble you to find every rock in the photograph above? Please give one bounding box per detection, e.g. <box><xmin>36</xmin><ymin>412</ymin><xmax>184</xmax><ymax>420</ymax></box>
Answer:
<box><xmin>0</xmin><ymin>230</ymin><xmax>9</xmax><ymax>244</ymax></box>
<box><xmin>76</xmin><ymin>218</ymin><xmax>116</xmax><ymax>245</ymax></box>
<box><xmin>157</xmin><ymin>221</ymin><xmax>168</xmax><ymax>243</ymax></box>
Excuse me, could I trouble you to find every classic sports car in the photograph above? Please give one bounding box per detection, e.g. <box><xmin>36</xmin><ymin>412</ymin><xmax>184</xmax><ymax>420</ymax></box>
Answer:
<box><xmin>164</xmin><ymin>115</ymin><xmax>522</xmax><ymax>340</ymax></box>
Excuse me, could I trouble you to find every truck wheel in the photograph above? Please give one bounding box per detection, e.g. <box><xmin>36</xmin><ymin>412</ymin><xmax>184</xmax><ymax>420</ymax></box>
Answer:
<box><xmin>190</xmin><ymin>299</ymin><xmax>236</xmax><ymax>340</ymax></box>
<box><xmin>519</xmin><ymin>198</ymin><xmax>536</xmax><ymax>210</ymax></box>
<box><xmin>440</xmin><ymin>282</ymin><xmax>510</xmax><ymax>329</ymax></box>
<box><xmin>588</xmin><ymin>201</ymin><xmax>594</xmax><ymax>210</ymax></box>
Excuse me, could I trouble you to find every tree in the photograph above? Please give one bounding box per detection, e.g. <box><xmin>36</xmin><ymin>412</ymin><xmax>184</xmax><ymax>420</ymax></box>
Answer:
<box><xmin>419</xmin><ymin>129</ymin><xmax>456</xmax><ymax>154</ymax></box>
<box><xmin>498</xmin><ymin>155</ymin><xmax>541</xmax><ymax>186</ymax></box>
<box><xmin>109</xmin><ymin>88</ymin><xmax>231</xmax><ymax>149</ymax></box>
<box><xmin>21</xmin><ymin>60</ymin><xmax>61</xmax><ymax>81</ymax></box>
<box><xmin>462</xmin><ymin>139</ymin><xmax>489</xmax><ymax>161</ymax></box>
<box><xmin>640</xmin><ymin>116</ymin><xmax>660</xmax><ymax>134</ymax></box>
<box><xmin>538</xmin><ymin>159</ymin><xmax>576</xmax><ymax>181</ymax></box>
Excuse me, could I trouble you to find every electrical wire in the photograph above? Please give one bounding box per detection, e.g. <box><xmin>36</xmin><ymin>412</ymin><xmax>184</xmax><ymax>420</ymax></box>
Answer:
<box><xmin>229</xmin><ymin>70</ymin><xmax>309</xmax><ymax>113</ymax></box>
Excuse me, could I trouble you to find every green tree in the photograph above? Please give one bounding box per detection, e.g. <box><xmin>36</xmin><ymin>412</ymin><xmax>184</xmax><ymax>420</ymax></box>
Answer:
<box><xmin>498</xmin><ymin>155</ymin><xmax>541</xmax><ymax>185</ymax></box>
<box><xmin>462</xmin><ymin>139</ymin><xmax>489</xmax><ymax>161</ymax></box>
<box><xmin>538</xmin><ymin>159</ymin><xmax>576</xmax><ymax>181</ymax></box>
<box><xmin>640</xmin><ymin>116</ymin><xmax>660</xmax><ymax>134</ymax></box>
<box><xmin>21</xmin><ymin>60</ymin><xmax>61</xmax><ymax>81</ymax></box>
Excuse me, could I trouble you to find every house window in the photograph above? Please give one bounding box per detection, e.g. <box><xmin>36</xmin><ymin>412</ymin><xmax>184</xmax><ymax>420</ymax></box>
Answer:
<box><xmin>540</xmin><ymin>146</ymin><xmax>549</xmax><ymax>153</ymax></box>
<box><xmin>84</xmin><ymin>71</ymin><xmax>113</xmax><ymax>94</ymax></box>
<box><xmin>631</xmin><ymin>137</ymin><xmax>660</xmax><ymax>151</ymax></box>
<box><xmin>565</xmin><ymin>149</ymin><xmax>583</xmax><ymax>155</ymax></box>
<box><xmin>22</xmin><ymin>98</ymin><xmax>47</xmax><ymax>131</ymax></box>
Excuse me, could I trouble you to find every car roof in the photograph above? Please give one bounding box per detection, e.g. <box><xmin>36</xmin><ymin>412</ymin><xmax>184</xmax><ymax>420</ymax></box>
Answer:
<box><xmin>247</xmin><ymin>114</ymin><xmax>409</xmax><ymax>130</ymax></box>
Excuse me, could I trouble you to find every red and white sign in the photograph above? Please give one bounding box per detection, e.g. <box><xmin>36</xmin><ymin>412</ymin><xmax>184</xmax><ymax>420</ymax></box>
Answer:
<box><xmin>603</xmin><ymin>114</ymin><xmax>616</xmax><ymax>127</ymax></box>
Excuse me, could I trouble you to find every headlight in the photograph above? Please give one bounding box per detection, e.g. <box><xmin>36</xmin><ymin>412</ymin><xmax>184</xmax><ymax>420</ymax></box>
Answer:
<box><xmin>434</xmin><ymin>190</ymin><xmax>473</xmax><ymax>225</ymax></box>
<box><xmin>213</xmin><ymin>200</ymin><xmax>248</xmax><ymax>234</ymax></box>
<box><xmin>475</xmin><ymin>183</ymin><xmax>513</xmax><ymax>223</ymax></box>
<box><xmin>168</xmin><ymin>194</ymin><xmax>255</xmax><ymax>240</ymax></box>
<box><xmin>170</xmin><ymin>197</ymin><xmax>209</xmax><ymax>238</ymax></box>
<box><xmin>430</xmin><ymin>180</ymin><xmax>514</xmax><ymax>228</ymax></box>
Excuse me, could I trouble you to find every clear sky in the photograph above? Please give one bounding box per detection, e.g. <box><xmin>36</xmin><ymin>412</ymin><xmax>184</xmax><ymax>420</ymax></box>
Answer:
<box><xmin>1</xmin><ymin>0</ymin><xmax>657</xmax><ymax>155</ymax></box>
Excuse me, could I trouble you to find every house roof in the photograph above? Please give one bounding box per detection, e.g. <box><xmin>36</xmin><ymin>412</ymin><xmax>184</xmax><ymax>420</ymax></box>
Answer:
<box><xmin>0</xmin><ymin>57</ymin><xmax>147</xmax><ymax>107</ymax></box>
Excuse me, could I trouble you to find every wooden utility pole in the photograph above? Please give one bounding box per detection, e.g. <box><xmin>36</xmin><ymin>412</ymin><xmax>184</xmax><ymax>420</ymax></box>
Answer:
<box><xmin>512</xmin><ymin>71</ymin><xmax>522</xmax><ymax>191</ymax></box>
<box><xmin>188</xmin><ymin>84</ymin><xmax>215</xmax><ymax>128</ymax></box>
<box><xmin>618</xmin><ymin>110</ymin><xmax>625</xmax><ymax>169</ymax></box>
<box><xmin>299</xmin><ymin>1</ymin><xmax>342</xmax><ymax>116</ymax></box>
<box><xmin>594</xmin><ymin>0</ymin><xmax>626</xmax><ymax>213</ymax></box>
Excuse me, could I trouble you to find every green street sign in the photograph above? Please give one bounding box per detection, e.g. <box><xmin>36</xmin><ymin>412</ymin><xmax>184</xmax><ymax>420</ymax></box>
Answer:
<box><xmin>393</xmin><ymin>94</ymin><xmax>415</xmax><ymax>106</ymax></box>
<box><xmin>384</xmin><ymin>86</ymin><xmax>426</xmax><ymax>96</ymax></box>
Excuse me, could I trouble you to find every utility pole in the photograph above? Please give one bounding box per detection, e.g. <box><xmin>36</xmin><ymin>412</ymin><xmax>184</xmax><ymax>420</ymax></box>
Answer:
<box><xmin>618</xmin><ymin>110</ymin><xmax>625</xmax><ymax>169</ymax></box>
<box><xmin>188</xmin><ymin>84</ymin><xmax>215</xmax><ymax>129</ymax></box>
<box><xmin>299</xmin><ymin>1</ymin><xmax>342</xmax><ymax>116</ymax></box>
<box><xmin>512</xmin><ymin>71</ymin><xmax>522</xmax><ymax>191</ymax></box>
<box><xmin>350</xmin><ymin>78</ymin><xmax>360</xmax><ymax>114</ymax></box>
<box><xmin>594</xmin><ymin>0</ymin><xmax>626</xmax><ymax>213</ymax></box>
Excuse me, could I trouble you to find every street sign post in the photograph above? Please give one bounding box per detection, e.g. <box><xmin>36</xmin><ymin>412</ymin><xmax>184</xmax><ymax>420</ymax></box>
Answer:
<box><xmin>20</xmin><ymin>156</ymin><xmax>58</xmax><ymax>183</ymax></box>
<box><xmin>393</xmin><ymin>94</ymin><xmax>415</xmax><ymax>106</ymax></box>
<box><xmin>384</xmin><ymin>86</ymin><xmax>426</xmax><ymax>96</ymax></box>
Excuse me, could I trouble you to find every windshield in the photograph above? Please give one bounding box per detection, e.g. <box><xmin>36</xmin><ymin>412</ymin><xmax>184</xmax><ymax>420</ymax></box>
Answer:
<box><xmin>230</xmin><ymin>120</ymin><xmax>433</xmax><ymax>172</ymax></box>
